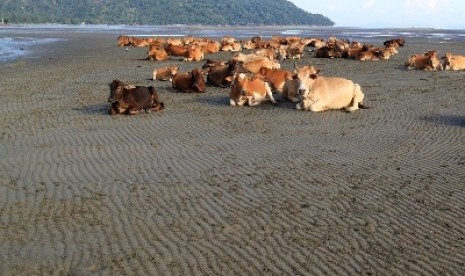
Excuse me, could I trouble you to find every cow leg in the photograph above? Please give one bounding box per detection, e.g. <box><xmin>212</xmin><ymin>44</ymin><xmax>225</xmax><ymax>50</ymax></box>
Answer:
<box><xmin>264</xmin><ymin>84</ymin><xmax>277</xmax><ymax>104</ymax></box>
<box><xmin>128</xmin><ymin>108</ymin><xmax>142</xmax><ymax>115</ymax></box>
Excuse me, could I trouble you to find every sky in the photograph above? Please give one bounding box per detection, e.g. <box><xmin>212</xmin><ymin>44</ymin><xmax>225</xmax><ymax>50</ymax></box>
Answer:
<box><xmin>288</xmin><ymin>0</ymin><xmax>464</xmax><ymax>29</ymax></box>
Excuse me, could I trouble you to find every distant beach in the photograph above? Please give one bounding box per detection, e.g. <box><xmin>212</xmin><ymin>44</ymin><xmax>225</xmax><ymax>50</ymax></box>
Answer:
<box><xmin>1</xmin><ymin>25</ymin><xmax>465</xmax><ymax>275</ymax></box>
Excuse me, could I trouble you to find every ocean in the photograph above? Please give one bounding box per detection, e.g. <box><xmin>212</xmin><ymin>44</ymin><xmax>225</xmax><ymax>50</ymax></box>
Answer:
<box><xmin>1</xmin><ymin>24</ymin><xmax>465</xmax><ymax>63</ymax></box>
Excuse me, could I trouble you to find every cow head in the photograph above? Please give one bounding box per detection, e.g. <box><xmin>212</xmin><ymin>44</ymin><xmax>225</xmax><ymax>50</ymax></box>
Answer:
<box><xmin>292</xmin><ymin>65</ymin><xmax>320</xmax><ymax>98</ymax></box>
<box><xmin>191</xmin><ymin>69</ymin><xmax>205</xmax><ymax>93</ymax></box>
<box><xmin>108</xmin><ymin>79</ymin><xmax>125</xmax><ymax>103</ymax></box>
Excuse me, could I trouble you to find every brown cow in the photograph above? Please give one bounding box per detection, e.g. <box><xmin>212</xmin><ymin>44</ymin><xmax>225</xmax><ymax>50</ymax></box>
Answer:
<box><xmin>108</xmin><ymin>80</ymin><xmax>164</xmax><ymax>115</ymax></box>
<box><xmin>202</xmin><ymin>59</ymin><xmax>227</xmax><ymax>70</ymax></box>
<box><xmin>164</xmin><ymin>43</ymin><xmax>187</xmax><ymax>57</ymax></box>
<box><xmin>229</xmin><ymin>73</ymin><xmax>277</xmax><ymax>106</ymax></box>
<box><xmin>147</xmin><ymin>45</ymin><xmax>169</xmax><ymax>61</ymax></box>
<box><xmin>172</xmin><ymin>68</ymin><xmax>206</xmax><ymax>93</ymax></box>
<box><xmin>152</xmin><ymin>65</ymin><xmax>179</xmax><ymax>81</ymax></box>
<box><xmin>442</xmin><ymin>53</ymin><xmax>465</xmax><ymax>71</ymax></box>
<box><xmin>258</xmin><ymin>67</ymin><xmax>293</xmax><ymax>93</ymax></box>
<box><xmin>405</xmin><ymin>50</ymin><xmax>441</xmax><ymax>71</ymax></box>
<box><xmin>207</xmin><ymin>60</ymin><xmax>241</xmax><ymax>88</ymax></box>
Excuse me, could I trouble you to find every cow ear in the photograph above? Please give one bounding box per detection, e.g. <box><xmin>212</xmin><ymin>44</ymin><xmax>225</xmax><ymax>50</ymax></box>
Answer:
<box><xmin>291</xmin><ymin>73</ymin><xmax>298</xmax><ymax>80</ymax></box>
<box><xmin>309</xmin><ymin>74</ymin><xmax>318</xmax><ymax>80</ymax></box>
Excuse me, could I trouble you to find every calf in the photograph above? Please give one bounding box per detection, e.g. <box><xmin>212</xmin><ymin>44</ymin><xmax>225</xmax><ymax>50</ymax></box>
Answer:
<box><xmin>229</xmin><ymin>73</ymin><xmax>277</xmax><ymax>106</ymax></box>
<box><xmin>152</xmin><ymin>65</ymin><xmax>179</xmax><ymax>81</ymax></box>
<box><xmin>442</xmin><ymin>53</ymin><xmax>465</xmax><ymax>71</ymax></box>
<box><xmin>108</xmin><ymin>80</ymin><xmax>164</xmax><ymax>115</ymax></box>
<box><xmin>172</xmin><ymin>68</ymin><xmax>206</xmax><ymax>93</ymax></box>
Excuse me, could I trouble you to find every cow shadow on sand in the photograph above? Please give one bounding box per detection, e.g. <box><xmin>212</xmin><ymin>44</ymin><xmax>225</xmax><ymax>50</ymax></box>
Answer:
<box><xmin>194</xmin><ymin>93</ymin><xmax>298</xmax><ymax>110</ymax></box>
<box><xmin>420</xmin><ymin>115</ymin><xmax>465</xmax><ymax>127</ymax></box>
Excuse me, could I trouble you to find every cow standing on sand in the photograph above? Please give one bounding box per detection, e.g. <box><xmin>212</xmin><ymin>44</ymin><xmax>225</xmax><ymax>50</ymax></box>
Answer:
<box><xmin>108</xmin><ymin>80</ymin><xmax>164</xmax><ymax>115</ymax></box>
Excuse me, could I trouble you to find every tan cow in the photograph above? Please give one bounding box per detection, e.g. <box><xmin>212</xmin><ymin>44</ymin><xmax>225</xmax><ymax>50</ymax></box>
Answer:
<box><xmin>282</xmin><ymin>65</ymin><xmax>319</xmax><ymax>102</ymax></box>
<box><xmin>405</xmin><ymin>50</ymin><xmax>441</xmax><ymax>71</ymax></box>
<box><xmin>184</xmin><ymin>45</ymin><xmax>204</xmax><ymax>61</ymax></box>
<box><xmin>152</xmin><ymin>65</ymin><xmax>179</xmax><ymax>81</ymax></box>
<box><xmin>164</xmin><ymin>43</ymin><xmax>187</xmax><ymax>57</ymax></box>
<box><xmin>229</xmin><ymin>73</ymin><xmax>277</xmax><ymax>107</ymax></box>
<box><xmin>295</xmin><ymin>74</ymin><xmax>365</xmax><ymax>112</ymax></box>
<box><xmin>442</xmin><ymin>53</ymin><xmax>465</xmax><ymax>71</ymax></box>
<box><xmin>241</xmin><ymin>57</ymin><xmax>280</xmax><ymax>74</ymax></box>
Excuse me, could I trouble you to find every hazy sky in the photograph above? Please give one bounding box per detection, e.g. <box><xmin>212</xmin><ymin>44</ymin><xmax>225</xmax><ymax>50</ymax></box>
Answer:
<box><xmin>288</xmin><ymin>0</ymin><xmax>464</xmax><ymax>29</ymax></box>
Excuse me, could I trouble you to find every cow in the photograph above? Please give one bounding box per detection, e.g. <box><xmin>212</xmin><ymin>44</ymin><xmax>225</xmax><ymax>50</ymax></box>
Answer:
<box><xmin>441</xmin><ymin>53</ymin><xmax>465</xmax><ymax>71</ymax></box>
<box><xmin>282</xmin><ymin>65</ymin><xmax>320</xmax><ymax>102</ymax></box>
<box><xmin>201</xmin><ymin>41</ymin><xmax>221</xmax><ymax>53</ymax></box>
<box><xmin>229</xmin><ymin>73</ymin><xmax>277</xmax><ymax>107</ymax></box>
<box><xmin>295</xmin><ymin>74</ymin><xmax>365</xmax><ymax>112</ymax></box>
<box><xmin>108</xmin><ymin>80</ymin><xmax>164</xmax><ymax>115</ymax></box>
<box><xmin>221</xmin><ymin>42</ymin><xmax>242</xmax><ymax>52</ymax></box>
<box><xmin>184</xmin><ymin>45</ymin><xmax>204</xmax><ymax>61</ymax></box>
<box><xmin>164</xmin><ymin>43</ymin><xmax>188</xmax><ymax>57</ymax></box>
<box><xmin>152</xmin><ymin>65</ymin><xmax>179</xmax><ymax>81</ymax></box>
<box><xmin>315</xmin><ymin>46</ymin><xmax>341</xmax><ymax>58</ymax></box>
<box><xmin>172</xmin><ymin>68</ymin><xmax>206</xmax><ymax>93</ymax></box>
<box><xmin>241</xmin><ymin>57</ymin><xmax>281</xmax><ymax>74</ymax></box>
<box><xmin>258</xmin><ymin>66</ymin><xmax>293</xmax><ymax>93</ymax></box>
<box><xmin>117</xmin><ymin>35</ymin><xmax>131</xmax><ymax>47</ymax></box>
<box><xmin>202</xmin><ymin>59</ymin><xmax>227</xmax><ymax>70</ymax></box>
<box><xmin>405</xmin><ymin>50</ymin><xmax>441</xmax><ymax>71</ymax></box>
<box><xmin>285</xmin><ymin>43</ymin><xmax>306</xmax><ymax>60</ymax></box>
<box><xmin>357</xmin><ymin>49</ymin><xmax>381</xmax><ymax>61</ymax></box>
<box><xmin>147</xmin><ymin>46</ymin><xmax>169</xmax><ymax>61</ymax></box>
<box><xmin>384</xmin><ymin>38</ymin><xmax>405</xmax><ymax>47</ymax></box>
<box><xmin>206</xmin><ymin>60</ymin><xmax>241</xmax><ymax>88</ymax></box>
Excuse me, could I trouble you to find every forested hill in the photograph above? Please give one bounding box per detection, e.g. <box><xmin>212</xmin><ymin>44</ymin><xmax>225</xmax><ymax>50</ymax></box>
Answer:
<box><xmin>0</xmin><ymin>0</ymin><xmax>334</xmax><ymax>26</ymax></box>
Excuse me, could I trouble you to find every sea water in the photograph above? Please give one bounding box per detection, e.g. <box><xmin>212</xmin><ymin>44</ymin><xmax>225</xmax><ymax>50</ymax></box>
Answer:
<box><xmin>0</xmin><ymin>36</ymin><xmax>63</xmax><ymax>63</ymax></box>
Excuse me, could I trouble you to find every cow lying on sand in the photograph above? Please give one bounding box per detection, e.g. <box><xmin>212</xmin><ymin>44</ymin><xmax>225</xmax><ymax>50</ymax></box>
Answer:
<box><xmin>229</xmin><ymin>73</ymin><xmax>277</xmax><ymax>107</ymax></box>
<box><xmin>295</xmin><ymin>73</ymin><xmax>366</xmax><ymax>112</ymax></box>
<box><xmin>108</xmin><ymin>80</ymin><xmax>164</xmax><ymax>115</ymax></box>
<box><xmin>442</xmin><ymin>53</ymin><xmax>465</xmax><ymax>71</ymax></box>
<box><xmin>172</xmin><ymin>68</ymin><xmax>206</xmax><ymax>93</ymax></box>
<box><xmin>405</xmin><ymin>50</ymin><xmax>441</xmax><ymax>71</ymax></box>
<box><xmin>152</xmin><ymin>65</ymin><xmax>179</xmax><ymax>81</ymax></box>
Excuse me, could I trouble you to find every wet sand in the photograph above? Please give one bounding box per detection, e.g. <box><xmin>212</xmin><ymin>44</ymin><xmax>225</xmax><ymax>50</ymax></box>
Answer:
<box><xmin>0</xmin><ymin>30</ymin><xmax>464</xmax><ymax>275</ymax></box>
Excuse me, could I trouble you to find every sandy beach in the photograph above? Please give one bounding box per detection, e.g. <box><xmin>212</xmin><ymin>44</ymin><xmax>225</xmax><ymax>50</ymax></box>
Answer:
<box><xmin>0</xmin><ymin>28</ymin><xmax>464</xmax><ymax>275</ymax></box>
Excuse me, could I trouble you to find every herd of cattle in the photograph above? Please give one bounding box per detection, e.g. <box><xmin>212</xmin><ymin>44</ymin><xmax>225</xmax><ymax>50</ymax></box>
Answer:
<box><xmin>108</xmin><ymin>34</ymin><xmax>465</xmax><ymax>115</ymax></box>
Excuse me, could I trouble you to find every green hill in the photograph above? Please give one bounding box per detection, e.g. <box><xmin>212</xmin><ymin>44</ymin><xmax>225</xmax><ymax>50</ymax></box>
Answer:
<box><xmin>0</xmin><ymin>0</ymin><xmax>334</xmax><ymax>26</ymax></box>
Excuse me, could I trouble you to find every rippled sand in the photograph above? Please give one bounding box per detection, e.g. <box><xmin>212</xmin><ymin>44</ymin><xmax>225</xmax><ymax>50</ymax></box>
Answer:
<box><xmin>0</xmin><ymin>30</ymin><xmax>464</xmax><ymax>275</ymax></box>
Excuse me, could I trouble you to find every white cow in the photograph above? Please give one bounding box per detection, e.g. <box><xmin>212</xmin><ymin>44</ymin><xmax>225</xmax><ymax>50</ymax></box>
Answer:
<box><xmin>296</xmin><ymin>74</ymin><xmax>366</xmax><ymax>112</ymax></box>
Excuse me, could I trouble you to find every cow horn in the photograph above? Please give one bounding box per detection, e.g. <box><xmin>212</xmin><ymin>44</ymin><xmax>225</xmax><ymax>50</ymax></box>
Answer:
<box><xmin>294</xmin><ymin>62</ymin><xmax>300</xmax><ymax>70</ymax></box>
